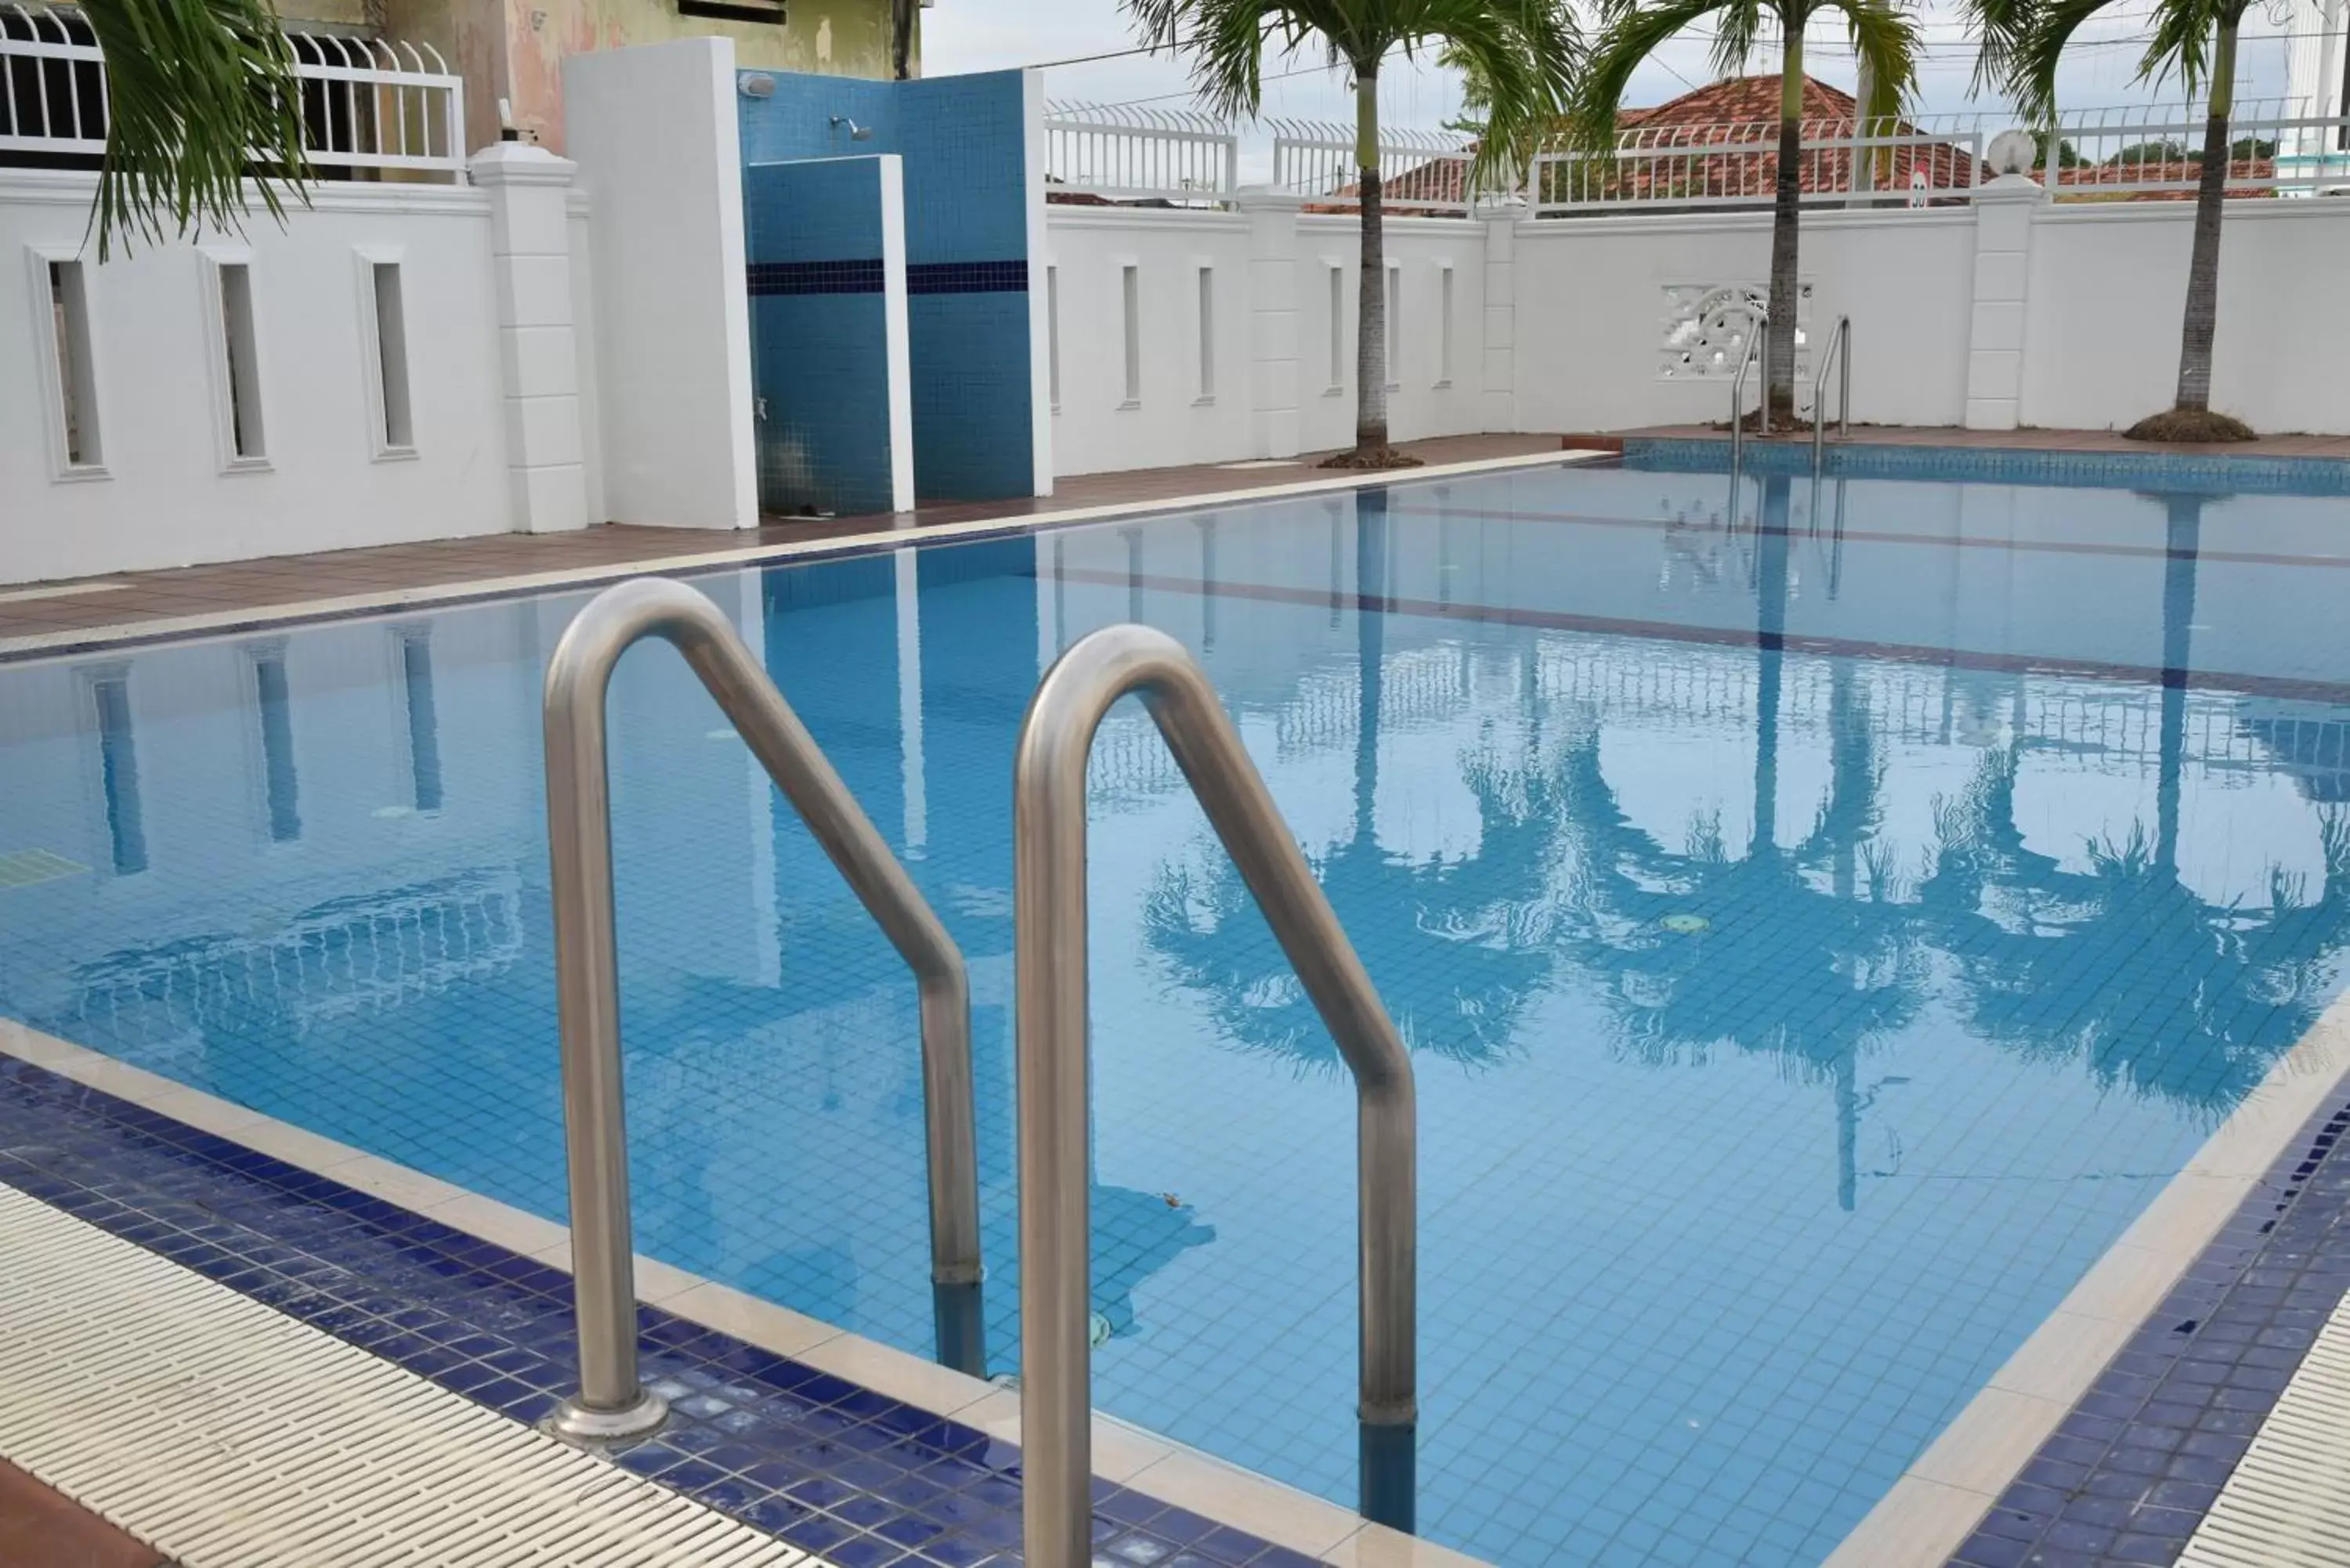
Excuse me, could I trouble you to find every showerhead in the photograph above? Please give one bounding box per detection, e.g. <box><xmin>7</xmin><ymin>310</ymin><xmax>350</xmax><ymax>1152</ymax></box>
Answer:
<box><xmin>830</xmin><ymin>116</ymin><xmax>873</xmax><ymax>142</ymax></box>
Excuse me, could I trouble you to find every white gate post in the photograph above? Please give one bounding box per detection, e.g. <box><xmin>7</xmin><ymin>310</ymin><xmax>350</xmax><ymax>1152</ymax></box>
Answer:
<box><xmin>1479</xmin><ymin>193</ymin><xmax>1526</xmax><ymax>434</ymax></box>
<box><xmin>473</xmin><ymin>139</ymin><xmax>590</xmax><ymax>532</ymax></box>
<box><xmin>1237</xmin><ymin>187</ymin><xmax>1307</xmax><ymax>459</ymax></box>
<box><xmin>1963</xmin><ymin>171</ymin><xmax>2049</xmax><ymax>432</ymax></box>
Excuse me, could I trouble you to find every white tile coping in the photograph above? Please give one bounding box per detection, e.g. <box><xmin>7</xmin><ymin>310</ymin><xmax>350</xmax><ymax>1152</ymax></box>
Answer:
<box><xmin>0</xmin><ymin>450</ymin><xmax>1609</xmax><ymax>666</ymax></box>
<box><xmin>0</xmin><ymin>1017</ymin><xmax>1484</xmax><ymax>1568</ymax></box>
<box><xmin>0</xmin><ymin>1183</ymin><xmax>810</xmax><ymax>1568</ymax></box>
<box><xmin>14</xmin><ymin>975</ymin><xmax>2348</xmax><ymax>1568</ymax></box>
<box><xmin>1819</xmin><ymin>985</ymin><xmax>2350</xmax><ymax>1568</ymax></box>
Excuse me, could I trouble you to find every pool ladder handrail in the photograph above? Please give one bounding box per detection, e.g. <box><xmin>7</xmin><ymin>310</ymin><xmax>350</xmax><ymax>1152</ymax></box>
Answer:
<box><xmin>1729</xmin><ymin>305</ymin><xmax>1770</xmax><ymax>470</ymax></box>
<box><xmin>1811</xmin><ymin>314</ymin><xmax>1853</xmax><ymax>475</ymax></box>
<box><xmin>540</xmin><ymin>577</ymin><xmax>985</xmax><ymax>1443</ymax></box>
<box><xmin>1013</xmin><ymin>623</ymin><xmax>1419</xmax><ymax>1566</ymax></box>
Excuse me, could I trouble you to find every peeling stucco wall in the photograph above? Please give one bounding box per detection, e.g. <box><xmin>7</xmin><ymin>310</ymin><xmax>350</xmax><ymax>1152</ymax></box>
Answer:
<box><xmin>382</xmin><ymin>0</ymin><xmax>901</xmax><ymax>154</ymax></box>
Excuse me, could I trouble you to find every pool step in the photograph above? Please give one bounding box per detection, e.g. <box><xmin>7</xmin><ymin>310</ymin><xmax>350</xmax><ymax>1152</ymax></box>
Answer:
<box><xmin>0</xmin><ymin>1185</ymin><xmax>810</xmax><ymax>1568</ymax></box>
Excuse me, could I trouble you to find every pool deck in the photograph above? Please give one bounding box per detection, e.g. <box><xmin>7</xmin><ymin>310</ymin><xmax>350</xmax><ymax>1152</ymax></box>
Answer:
<box><xmin>0</xmin><ymin>434</ymin><xmax>1560</xmax><ymax>657</ymax></box>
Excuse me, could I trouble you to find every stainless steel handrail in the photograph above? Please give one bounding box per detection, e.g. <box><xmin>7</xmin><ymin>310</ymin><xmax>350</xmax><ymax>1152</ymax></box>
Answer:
<box><xmin>1729</xmin><ymin>306</ymin><xmax>1770</xmax><ymax>468</ymax></box>
<box><xmin>541</xmin><ymin>577</ymin><xmax>986</xmax><ymax>1443</ymax></box>
<box><xmin>1812</xmin><ymin>313</ymin><xmax>1852</xmax><ymax>473</ymax></box>
<box><xmin>1014</xmin><ymin>623</ymin><xmax>1419</xmax><ymax>1566</ymax></box>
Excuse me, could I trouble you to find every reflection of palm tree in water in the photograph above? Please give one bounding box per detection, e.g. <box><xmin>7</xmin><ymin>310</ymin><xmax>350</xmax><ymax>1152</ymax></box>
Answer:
<box><xmin>1915</xmin><ymin>496</ymin><xmax>2350</xmax><ymax>1111</ymax></box>
<box><xmin>1142</xmin><ymin>490</ymin><xmax>1550</xmax><ymax>1072</ymax></box>
<box><xmin>1538</xmin><ymin>483</ymin><xmax>1925</xmax><ymax>1209</ymax></box>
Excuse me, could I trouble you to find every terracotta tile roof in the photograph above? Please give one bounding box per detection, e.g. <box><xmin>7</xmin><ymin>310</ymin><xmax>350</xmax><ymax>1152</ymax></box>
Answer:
<box><xmin>1619</xmin><ymin>73</ymin><xmax>1862</xmax><ymax>130</ymax></box>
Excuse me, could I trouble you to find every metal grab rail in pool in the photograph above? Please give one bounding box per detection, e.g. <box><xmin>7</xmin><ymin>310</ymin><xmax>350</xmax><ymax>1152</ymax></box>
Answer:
<box><xmin>1813</xmin><ymin>313</ymin><xmax>1853</xmax><ymax>472</ymax></box>
<box><xmin>540</xmin><ymin>578</ymin><xmax>986</xmax><ymax>1443</ymax></box>
<box><xmin>1729</xmin><ymin>305</ymin><xmax>1769</xmax><ymax>467</ymax></box>
<box><xmin>1013</xmin><ymin>623</ymin><xmax>1419</xmax><ymax>1565</ymax></box>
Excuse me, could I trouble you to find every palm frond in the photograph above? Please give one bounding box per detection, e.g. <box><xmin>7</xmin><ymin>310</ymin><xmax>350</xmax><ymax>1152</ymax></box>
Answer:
<box><xmin>1394</xmin><ymin>0</ymin><xmax>1580</xmax><ymax>186</ymax></box>
<box><xmin>2135</xmin><ymin>0</ymin><xmax>2225</xmax><ymax>99</ymax></box>
<box><xmin>2007</xmin><ymin>0</ymin><xmax>2130</xmax><ymax>124</ymax></box>
<box><xmin>1705</xmin><ymin>0</ymin><xmax>1769</xmax><ymax>85</ymax></box>
<box><xmin>1956</xmin><ymin>0</ymin><xmax>2034</xmax><ymax>99</ymax></box>
<box><xmin>1826</xmin><ymin>0</ymin><xmax>1921</xmax><ymax>122</ymax></box>
<box><xmin>81</xmin><ymin>0</ymin><xmax>311</xmax><ymax>259</ymax></box>
<box><xmin>1570</xmin><ymin>0</ymin><xmax>1741</xmax><ymax>152</ymax></box>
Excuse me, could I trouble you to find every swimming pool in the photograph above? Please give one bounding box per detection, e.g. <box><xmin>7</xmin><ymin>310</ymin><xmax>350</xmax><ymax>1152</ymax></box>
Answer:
<box><xmin>4</xmin><ymin>453</ymin><xmax>2348</xmax><ymax>1566</ymax></box>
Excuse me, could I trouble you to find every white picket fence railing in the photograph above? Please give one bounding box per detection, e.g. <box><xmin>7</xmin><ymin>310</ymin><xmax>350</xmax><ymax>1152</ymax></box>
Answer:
<box><xmin>1043</xmin><ymin>99</ymin><xmax>1237</xmax><ymax>205</ymax></box>
<box><xmin>1032</xmin><ymin>87</ymin><xmax>2350</xmax><ymax>215</ymax></box>
<box><xmin>1268</xmin><ymin>118</ymin><xmax>1477</xmax><ymax>213</ymax></box>
<box><xmin>0</xmin><ymin>2</ymin><xmax>465</xmax><ymax>179</ymax></box>
<box><xmin>1529</xmin><ymin>98</ymin><xmax>2350</xmax><ymax>214</ymax></box>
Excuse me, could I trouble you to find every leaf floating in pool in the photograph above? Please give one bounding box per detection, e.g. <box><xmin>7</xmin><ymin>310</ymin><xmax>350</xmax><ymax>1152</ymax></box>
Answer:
<box><xmin>1659</xmin><ymin>912</ymin><xmax>1710</xmax><ymax>934</ymax></box>
<box><xmin>706</xmin><ymin>728</ymin><xmax>739</xmax><ymax>742</ymax></box>
<box><xmin>1159</xmin><ymin>1192</ymin><xmax>1185</xmax><ymax>1209</ymax></box>
<box><xmin>372</xmin><ymin>805</ymin><xmax>414</xmax><ymax>819</ymax></box>
<box><xmin>1090</xmin><ymin>1311</ymin><xmax>1113</xmax><ymax>1347</ymax></box>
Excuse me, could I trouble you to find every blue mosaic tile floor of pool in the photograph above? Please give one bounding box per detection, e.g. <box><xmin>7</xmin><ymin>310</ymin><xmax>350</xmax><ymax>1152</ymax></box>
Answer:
<box><xmin>0</xmin><ymin>1053</ymin><xmax>1317</xmax><ymax>1568</ymax></box>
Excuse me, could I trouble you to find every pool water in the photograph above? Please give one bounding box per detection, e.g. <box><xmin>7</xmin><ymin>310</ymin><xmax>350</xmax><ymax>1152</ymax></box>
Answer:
<box><xmin>5</xmin><ymin>457</ymin><xmax>2350</xmax><ymax>1566</ymax></box>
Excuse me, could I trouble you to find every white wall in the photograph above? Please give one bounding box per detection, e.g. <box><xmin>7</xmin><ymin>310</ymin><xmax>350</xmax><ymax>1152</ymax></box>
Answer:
<box><xmin>2025</xmin><ymin>201</ymin><xmax>2350</xmax><ymax>434</ymax></box>
<box><xmin>0</xmin><ymin>171</ymin><xmax>512</xmax><ymax>586</ymax></box>
<box><xmin>1513</xmin><ymin>208</ymin><xmax>1976</xmax><ymax>433</ymax></box>
<box><xmin>1044</xmin><ymin>208</ymin><xmax>1256</xmax><ymax>474</ymax></box>
<box><xmin>563</xmin><ymin>37</ymin><xmax>757</xmax><ymax>530</ymax></box>
<box><xmin>1043</xmin><ymin>205</ymin><xmax>1491</xmax><ymax>475</ymax></box>
<box><xmin>1298</xmin><ymin>215</ymin><xmax>1492</xmax><ymax>453</ymax></box>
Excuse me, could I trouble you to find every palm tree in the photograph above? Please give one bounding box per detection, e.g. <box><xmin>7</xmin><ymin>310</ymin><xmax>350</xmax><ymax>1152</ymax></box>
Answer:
<box><xmin>1127</xmin><ymin>0</ymin><xmax>1577</xmax><ymax>466</ymax></box>
<box><xmin>1988</xmin><ymin>0</ymin><xmax>2258</xmax><ymax>441</ymax></box>
<box><xmin>80</xmin><ymin>0</ymin><xmax>311</xmax><ymax>258</ymax></box>
<box><xmin>1574</xmin><ymin>0</ymin><xmax>1919</xmax><ymax>425</ymax></box>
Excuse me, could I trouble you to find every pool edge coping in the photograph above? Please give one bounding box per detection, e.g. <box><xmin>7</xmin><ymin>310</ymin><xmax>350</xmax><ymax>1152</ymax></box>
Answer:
<box><xmin>0</xmin><ymin>1016</ymin><xmax>1483</xmax><ymax>1568</ymax></box>
<box><xmin>1817</xmin><ymin>984</ymin><xmax>2350</xmax><ymax>1568</ymax></box>
<box><xmin>0</xmin><ymin>450</ymin><xmax>1611</xmax><ymax>667</ymax></box>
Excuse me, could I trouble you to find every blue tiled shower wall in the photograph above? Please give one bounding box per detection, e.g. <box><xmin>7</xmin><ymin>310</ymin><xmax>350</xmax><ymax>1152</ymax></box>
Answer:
<box><xmin>746</xmin><ymin>157</ymin><xmax>901</xmax><ymax>518</ymax></box>
<box><xmin>738</xmin><ymin>69</ymin><xmax>1037</xmax><ymax>504</ymax></box>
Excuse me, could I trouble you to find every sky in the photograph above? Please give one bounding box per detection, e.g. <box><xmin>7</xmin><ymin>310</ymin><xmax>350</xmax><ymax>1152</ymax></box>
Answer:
<box><xmin>926</xmin><ymin>0</ymin><xmax>2329</xmax><ymax>146</ymax></box>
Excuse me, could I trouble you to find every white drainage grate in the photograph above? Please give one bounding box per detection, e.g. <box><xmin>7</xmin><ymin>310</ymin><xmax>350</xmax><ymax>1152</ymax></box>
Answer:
<box><xmin>0</xmin><ymin>1186</ymin><xmax>814</xmax><ymax>1568</ymax></box>
<box><xmin>2179</xmin><ymin>1283</ymin><xmax>2350</xmax><ymax>1567</ymax></box>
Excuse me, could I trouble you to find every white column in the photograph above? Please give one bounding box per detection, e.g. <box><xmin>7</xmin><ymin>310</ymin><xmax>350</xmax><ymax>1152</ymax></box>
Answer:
<box><xmin>1964</xmin><ymin>172</ymin><xmax>2048</xmax><ymax>432</ymax></box>
<box><xmin>1236</xmin><ymin>187</ymin><xmax>1306</xmax><ymax>459</ymax></box>
<box><xmin>472</xmin><ymin>140</ymin><xmax>589</xmax><ymax>532</ymax></box>
<box><xmin>1479</xmin><ymin>195</ymin><xmax>1525</xmax><ymax>434</ymax></box>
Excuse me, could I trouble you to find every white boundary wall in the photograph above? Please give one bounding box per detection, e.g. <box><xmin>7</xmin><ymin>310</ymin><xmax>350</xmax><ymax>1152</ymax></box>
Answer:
<box><xmin>1050</xmin><ymin>179</ymin><xmax>2350</xmax><ymax>463</ymax></box>
<box><xmin>12</xmin><ymin>112</ymin><xmax>2350</xmax><ymax>589</ymax></box>
<box><xmin>0</xmin><ymin>172</ymin><xmax>516</xmax><ymax>585</ymax></box>
<box><xmin>1043</xmin><ymin>201</ymin><xmax>1497</xmax><ymax>475</ymax></box>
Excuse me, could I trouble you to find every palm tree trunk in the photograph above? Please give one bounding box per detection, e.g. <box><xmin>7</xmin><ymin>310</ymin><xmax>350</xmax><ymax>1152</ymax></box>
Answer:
<box><xmin>1355</xmin><ymin>64</ymin><xmax>1390</xmax><ymax>455</ymax></box>
<box><xmin>2174</xmin><ymin>19</ymin><xmax>2237</xmax><ymax>413</ymax></box>
<box><xmin>1766</xmin><ymin>27</ymin><xmax>1805</xmax><ymax>425</ymax></box>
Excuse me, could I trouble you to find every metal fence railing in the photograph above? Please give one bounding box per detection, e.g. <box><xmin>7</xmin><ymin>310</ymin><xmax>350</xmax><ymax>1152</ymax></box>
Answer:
<box><xmin>2035</xmin><ymin>99</ymin><xmax>2350</xmax><ymax>197</ymax></box>
<box><xmin>0</xmin><ymin>2</ymin><xmax>465</xmax><ymax>180</ymax></box>
<box><xmin>1530</xmin><ymin>99</ymin><xmax>2350</xmax><ymax>215</ymax></box>
<box><xmin>1531</xmin><ymin>115</ymin><xmax>1986</xmax><ymax>213</ymax></box>
<box><xmin>1270</xmin><ymin>117</ymin><xmax>1477</xmax><ymax>214</ymax></box>
<box><xmin>1043</xmin><ymin>99</ymin><xmax>1237</xmax><ymax>206</ymax></box>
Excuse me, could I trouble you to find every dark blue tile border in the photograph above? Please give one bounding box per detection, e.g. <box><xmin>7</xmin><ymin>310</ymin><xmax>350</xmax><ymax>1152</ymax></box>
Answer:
<box><xmin>0</xmin><ymin>1053</ymin><xmax>1303</xmax><ymax>1568</ymax></box>
<box><xmin>907</xmin><ymin>261</ymin><xmax>1028</xmax><ymax>296</ymax></box>
<box><xmin>1946</xmin><ymin>1089</ymin><xmax>2350</xmax><ymax>1568</ymax></box>
<box><xmin>1622</xmin><ymin>437</ymin><xmax>2350</xmax><ymax>497</ymax></box>
<box><xmin>749</xmin><ymin>259</ymin><xmax>888</xmax><ymax>296</ymax></box>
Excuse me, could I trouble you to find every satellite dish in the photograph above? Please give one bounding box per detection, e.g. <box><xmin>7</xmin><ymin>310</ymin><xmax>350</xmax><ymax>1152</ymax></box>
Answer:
<box><xmin>1987</xmin><ymin>128</ymin><xmax>2039</xmax><ymax>176</ymax></box>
